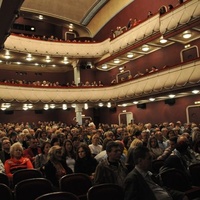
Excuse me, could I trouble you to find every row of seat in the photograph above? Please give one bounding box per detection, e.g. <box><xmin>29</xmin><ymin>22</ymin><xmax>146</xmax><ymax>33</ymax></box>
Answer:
<box><xmin>0</xmin><ymin>178</ymin><xmax>124</xmax><ymax>200</ymax></box>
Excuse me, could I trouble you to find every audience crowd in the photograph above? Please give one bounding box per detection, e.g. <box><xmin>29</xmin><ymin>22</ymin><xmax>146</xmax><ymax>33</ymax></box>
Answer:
<box><xmin>0</xmin><ymin>119</ymin><xmax>200</xmax><ymax>199</ymax></box>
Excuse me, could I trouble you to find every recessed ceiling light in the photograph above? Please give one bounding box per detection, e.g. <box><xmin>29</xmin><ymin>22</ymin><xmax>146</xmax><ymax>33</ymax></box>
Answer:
<box><xmin>45</xmin><ymin>55</ymin><xmax>51</xmax><ymax>63</ymax></box>
<box><xmin>62</xmin><ymin>104</ymin><xmax>67</xmax><ymax>110</ymax></box>
<box><xmin>142</xmin><ymin>45</ymin><xmax>150</xmax><ymax>52</ymax></box>
<box><xmin>102</xmin><ymin>64</ymin><xmax>107</xmax><ymax>69</ymax></box>
<box><xmin>39</xmin><ymin>15</ymin><xmax>43</xmax><ymax>20</ymax></box>
<box><xmin>4</xmin><ymin>50</ymin><xmax>11</xmax><ymax>59</ymax></box>
<box><xmin>71</xmin><ymin>104</ymin><xmax>76</xmax><ymax>108</ymax></box>
<box><xmin>127</xmin><ymin>52</ymin><xmax>134</xmax><ymax>58</ymax></box>
<box><xmin>114</xmin><ymin>59</ymin><xmax>120</xmax><ymax>64</ymax></box>
<box><xmin>98</xmin><ymin>103</ymin><xmax>103</xmax><ymax>107</ymax></box>
<box><xmin>169</xmin><ymin>94</ymin><xmax>175</xmax><ymax>98</ymax></box>
<box><xmin>160</xmin><ymin>36</ymin><xmax>167</xmax><ymax>44</ymax></box>
<box><xmin>192</xmin><ymin>90</ymin><xmax>199</xmax><ymax>94</ymax></box>
<box><xmin>84</xmin><ymin>103</ymin><xmax>88</xmax><ymax>110</ymax></box>
<box><xmin>183</xmin><ymin>30</ymin><xmax>192</xmax><ymax>39</ymax></box>
<box><xmin>149</xmin><ymin>98</ymin><xmax>155</xmax><ymax>101</ymax></box>
<box><xmin>107</xmin><ymin>102</ymin><xmax>111</xmax><ymax>108</ymax></box>
<box><xmin>26</xmin><ymin>53</ymin><xmax>33</xmax><ymax>61</ymax></box>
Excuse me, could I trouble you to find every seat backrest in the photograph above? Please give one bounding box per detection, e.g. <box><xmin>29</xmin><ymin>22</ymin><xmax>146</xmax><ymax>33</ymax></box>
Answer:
<box><xmin>14</xmin><ymin>178</ymin><xmax>53</xmax><ymax>200</ymax></box>
<box><xmin>13</xmin><ymin>168</ymin><xmax>43</xmax><ymax>186</ymax></box>
<box><xmin>59</xmin><ymin>173</ymin><xmax>92</xmax><ymax>196</ymax></box>
<box><xmin>189</xmin><ymin>163</ymin><xmax>200</xmax><ymax>186</ymax></box>
<box><xmin>151</xmin><ymin>160</ymin><xmax>165</xmax><ymax>174</ymax></box>
<box><xmin>35</xmin><ymin>192</ymin><xmax>80</xmax><ymax>200</ymax></box>
<box><xmin>0</xmin><ymin>172</ymin><xmax>10</xmax><ymax>186</ymax></box>
<box><xmin>87</xmin><ymin>183</ymin><xmax>124</xmax><ymax>200</ymax></box>
<box><xmin>0</xmin><ymin>183</ymin><xmax>13</xmax><ymax>200</ymax></box>
<box><xmin>160</xmin><ymin>168</ymin><xmax>191</xmax><ymax>192</ymax></box>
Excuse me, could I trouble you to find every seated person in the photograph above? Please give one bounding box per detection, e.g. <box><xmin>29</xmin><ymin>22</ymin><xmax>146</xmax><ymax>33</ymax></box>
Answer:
<box><xmin>124</xmin><ymin>146</ymin><xmax>188</xmax><ymax>200</ymax></box>
<box><xmin>44</xmin><ymin>145</ymin><xmax>73</xmax><ymax>188</ymax></box>
<box><xmin>4</xmin><ymin>142</ymin><xmax>33</xmax><ymax>181</ymax></box>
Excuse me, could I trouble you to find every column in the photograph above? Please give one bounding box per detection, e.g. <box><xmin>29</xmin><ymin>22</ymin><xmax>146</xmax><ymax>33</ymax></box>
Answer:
<box><xmin>72</xmin><ymin>60</ymin><xmax>80</xmax><ymax>85</ymax></box>
<box><xmin>75</xmin><ymin>104</ymin><xmax>83</xmax><ymax>125</ymax></box>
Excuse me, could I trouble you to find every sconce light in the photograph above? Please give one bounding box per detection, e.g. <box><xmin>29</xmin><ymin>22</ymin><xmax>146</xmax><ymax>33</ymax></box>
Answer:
<box><xmin>142</xmin><ymin>45</ymin><xmax>150</xmax><ymax>52</ymax></box>
<box><xmin>102</xmin><ymin>64</ymin><xmax>108</xmax><ymax>69</ymax></box>
<box><xmin>127</xmin><ymin>52</ymin><xmax>134</xmax><ymax>58</ymax></box>
<box><xmin>160</xmin><ymin>36</ymin><xmax>167</xmax><ymax>44</ymax></box>
<box><xmin>183</xmin><ymin>30</ymin><xmax>192</xmax><ymax>39</ymax></box>
<box><xmin>26</xmin><ymin>53</ymin><xmax>33</xmax><ymax>61</ymax></box>
<box><xmin>114</xmin><ymin>59</ymin><xmax>120</xmax><ymax>64</ymax></box>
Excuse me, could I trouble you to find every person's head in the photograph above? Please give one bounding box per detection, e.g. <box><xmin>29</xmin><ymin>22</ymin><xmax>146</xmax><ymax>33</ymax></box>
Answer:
<box><xmin>1</xmin><ymin>137</ymin><xmax>11</xmax><ymax>151</ymax></box>
<box><xmin>29</xmin><ymin>137</ymin><xmax>38</xmax><ymax>148</ymax></box>
<box><xmin>48</xmin><ymin>145</ymin><xmax>63</xmax><ymax>162</ymax></box>
<box><xmin>41</xmin><ymin>141</ymin><xmax>51</xmax><ymax>155</ymax></box>
<box><xmin>106</xmin><ymin>141</ymin><xmax>122</xmax><ymax>162</ymax></box>
<box><xmin>169</xmin><ymin>136</ymin><xmax>178</xmax><ymax>150</ymax></box>
<box><xmin>10</xmin><ymin>142</ymin><xmax>23</xmax><ymax>159</ymax></box>
<box><xmin>155</xmin><ymin>131</ymin><xmax>163</xmax><ymax>142</ymax></box>
<box><xmin>63</xmin><ymin>139</ymin><xmax>74</xmax><ymax>152</ymax></box>
<box><xmin>51</xmin><ymin>137</ymin><xmax>60</xmax><ymax>146</ymax></box>
<box><xmin>175</xmin><ymin>135</ymin><xmax>189</xmax><ymax>154</ymax></box>
<box><xmin>133</xmin><ymin>146</ymin><xmax>152</xmax><ymax>171</ymax></box>
<box><xmin>91</xmin><ymin>133</ymin><xmax>100</xmax><ymax>146</ymax></box>
<box><xmin>148</xmin><ymin>136</ymin><xmax>159</xmax><ymax>148</ymax></box>
<box><xmin>77</xmin><ymin>143</ymin><xmax>91</xmax><ymax>159</ymax></box>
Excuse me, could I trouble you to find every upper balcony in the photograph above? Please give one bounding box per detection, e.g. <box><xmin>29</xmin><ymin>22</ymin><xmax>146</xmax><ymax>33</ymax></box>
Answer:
<box><xmin>0</xmin><ymin>0</ymin><xmax>199</xmax><ymax>72</ymax></box>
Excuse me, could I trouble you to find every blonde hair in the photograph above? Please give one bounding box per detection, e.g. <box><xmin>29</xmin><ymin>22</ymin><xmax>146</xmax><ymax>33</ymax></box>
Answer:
<box><xmin>10</xmin><ymin>142</ymin><xmax>23</xmax><ymax>157</ymax></box>
<box><xmin>47</xmin><ymin>145</ymin><xmax>62</xmax><ymax>161</ymax></box>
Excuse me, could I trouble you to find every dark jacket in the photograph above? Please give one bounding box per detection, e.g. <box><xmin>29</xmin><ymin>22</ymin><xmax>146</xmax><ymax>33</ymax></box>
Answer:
<box><xmin>124</xmin><ymin>168</ymin><xmax>157</xmax><ymax>200</ymax></box>
<box><xmin>44</xmin><ymin>160</ymin><xmax>73</xmax><ymax>187</ymax></box>
<box><xmin>74</xmin><ymin>157</ymin><xmax>98</xmax><ymax>176</ymax></box>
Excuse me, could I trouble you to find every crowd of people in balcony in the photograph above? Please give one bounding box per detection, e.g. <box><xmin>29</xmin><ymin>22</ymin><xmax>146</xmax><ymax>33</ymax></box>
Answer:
<box><xmin>16</xmin><ymin>33</ymin><xmax>96</xmax><ymax>43</ymax></box>
<box><xmin>0</xmin><ymin>79</ymin><xmax>104</xmax><ymax>88</ymax></box>
<box><xmin>0</xmin><ymin>119</ymin><xmax>200</xmax><ymax>198</ymax></box>
<box><xmin>110</xmin><ymin>0</ymin><xmax>188</xmax><ymax>40</ymax></box>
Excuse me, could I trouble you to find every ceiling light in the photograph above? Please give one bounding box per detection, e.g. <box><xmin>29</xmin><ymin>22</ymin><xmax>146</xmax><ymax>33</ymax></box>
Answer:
<box><xmin>26</xmin><ymin>53</ymin><xmax>33</xmax><ymax>61</ymax></box>
<box><xmin>34</xmin><ymin>63</ymin><xmax>39</xmax><ymax>66</ymax></box>
<box><xmin>107</xmin><ymin>102</ymin><xmax>111</xmax><ymax>108</ymax></box>
<box><xmin>69</xmin><ymin>23</ymin><xmax>73</xmax><ymax>29</ymax></box>
<box><xmin>2</xmin><ymin>103</ymin><xmax>11</xmax><ymax>108</ymax></box>
<box><xmin>63</xmin><ymin>57</ymin><xmax>69</xmax><ymax>64</ymax></box>
<box><xmin>0</xmin><ymin>60</ymin><xmax>2</xmax><ymax>63</ymax></box>
<box><xmin>50</xmin><ymin>104</ymin><xmax>55</xmax><ymax>109</ymax></box>
<box><xmin>192</xmin><ymin>90</ymin><xmax>199</xmax><ymax>94</ymax></box>
<box><xmin>45</xmin><ymin>56</ymin><xmax>51</xmax><ymax>63</ymax></box>
<box><xmin>39</xmin><ymin>15</ymin><xmax>43</xmax><ymax>20</ymax></box>
<box><xmin>149</xmin><ymin>98</ymin><xmax>155</xmax><ymax>101</ymax></box>
<box><xmin>16</xmin><ymin>62</ymin><xmax>21</xmax><ymax>65</ymax></box>
<box><xmin>122</xmin><ymin>103</ymin><xmax>127</xmax><ymax>107</ymax></box>
<box><xmin>142</xmin><ymin>45</ymin><xmax>150</xmax><ymax>52</ymax></box>
<box><xmin>4</xmin><ymin>50</ymin><xmax>10</xmax><ymax>59</ymax></box>
<box><xmin>160</xmin><ymin>36</ymin><xmax>167</xmax><ymax>44</ymax></box>
<box><xmin>183</xmin><ymin>30</ymin><xmax>192</xmax><ymax>39</ymax></box>
<box><xmin>44</xmin><ymin>104</ymin><xmax>49</xmax><ymax>110</ymax></box>
<box><xmin>71</xmin><ymin>104</ymin><xmax>76</xmax><ymax>108</ymax></box>
<box><xmin>169</xmin><ymin>94</ymin><xmax>175</xmax><ymax>98</ymax></box>
<box><xmin>102</xmin><ymin>64</ymin><xmax>107</xmax><ymax>69</ymax></box>
<box><xmin>1</xmin><ymin>107</ymin><xmax>6</xmax><ymax>111</ymax></box>
<box><xmin>52</xmin><ymin>65</ymin><xmax>56</xmax><ymax>67</ymax></box>
<box><xmin>98</xmin><ymin>103</ymin><xmax>103</xmax><ymax>107</ymax></box>
<box><xmin>133</xmin><ymin>101</ymin><xmax>138</xmax><ymax>104</ymax></box>
<box><xmin>84</xmin><ymin>103</ymin><xmax>88</xmax><ymax>110</ymax></box>
<box><xmin>114</xmin><ymin>59</ymin><xmax>120</xmax><ymax>64</ymax></box>
<box><xmin>195</xmin><ymin>101</ymin><xmax>200</xmax><ymax>104</ymax></box>
<box><xmin>127</xmin><ymin>52</ymin><xmax>134</xmax><ymax>58</ymax></box>
<box><xmin>62</xmin><ymin>104</ymin><xmax>67</xmax><ymax>110</ymax></box>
